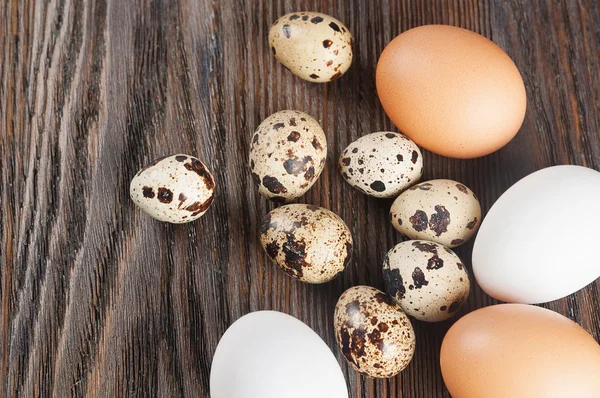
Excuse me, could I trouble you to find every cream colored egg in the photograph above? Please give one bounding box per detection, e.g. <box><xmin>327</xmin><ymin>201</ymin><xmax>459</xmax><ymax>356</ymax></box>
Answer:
<box><xmin>390</xmin><ymin>180</ymin><xmax>481</xmax><ymax>247</ymax></box>
<box><xmin>249</xmin><ymin>110</ymin><xmax>327</xmax><ymax>202</ymax></box>
<box><xmin>383</xmin><ymin>240</ymin><xmax>470</xmax><ymax>322</ymax></box>
<box><xmin>260</xmin><ymin>204</ymin><xmax>352</xmax><ymax>283</ymax></box>
<box><xmin>339</xmin><ymin>132</ymin><xmax>423</xmax><ymax>198</ymax></box>
<box><xmin>269</xmin><ymin>12</ymin><xmax>353</xmax><ymax>82</ymax></box>
<box><xmin>130</xmin><ymin>154</ymin><xmax>215</xmax><ymax>223</ymax></box>
<box><xmin>334</xmin><ymin>286</ymin><xmax>415</xmax><ymax>378</ymax></box>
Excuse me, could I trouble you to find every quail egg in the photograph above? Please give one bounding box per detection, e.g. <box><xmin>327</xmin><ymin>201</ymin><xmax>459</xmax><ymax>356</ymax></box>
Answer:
<box><xmin>130</xmin><ymin>154</ymin><xmax>215</xmax><ymax>223</ymax></box>
<box><xmin>383</xmin><ymin>240</ymin><xmax>470</xmax><ymax>322</ymax></box>
<box><xmin>390</xmin><ymin>179</ymin><xmax>481</xmax><ymax>247</ymax></box>
<box><xmin>334</xmin><ymin>286</ymin><xmax>415</xmax><ymax>378</ymax></box>
<box><xmin>339</xmin><ymin>132</ymin><xmax>423</xmax><ymax>198</ymax></box>
<box><xmin>269</xmin><ymin>12</ymin><xmax>353</xmax><ymax>82</ymax></box>
<box><xmin>260</xmin><ymin>204</ymin><xmax>352</xmax><ymax>283</ymax></box>
<box><xmin>249</xmin><ymin>110</ymin><xmax>327</xmax><ymax>202</ymax></box>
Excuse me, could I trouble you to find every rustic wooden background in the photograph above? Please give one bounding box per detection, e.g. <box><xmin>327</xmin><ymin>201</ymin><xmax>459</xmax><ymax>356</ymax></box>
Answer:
<box><xmin>1</xmin><ymin>0</ymin><xmax>599</xmax><ymax>397</ymax></box>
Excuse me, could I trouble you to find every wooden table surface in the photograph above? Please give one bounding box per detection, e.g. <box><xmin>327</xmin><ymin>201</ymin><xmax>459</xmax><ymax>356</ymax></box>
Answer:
<box><xmin>2</xmin><ymin>0</ymin><xmax>599</xmax><ymax>397</ymax></box>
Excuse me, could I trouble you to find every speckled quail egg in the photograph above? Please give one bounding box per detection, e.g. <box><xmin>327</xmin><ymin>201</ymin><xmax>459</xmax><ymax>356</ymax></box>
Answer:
<box><xmin>390</xmin><ymin>179</ymin><xmax>481</xmax><ymax>247</ymax></box>
<box><xmin>383</xmin><ymin>240</ymin><xmax>470</xmax><ymax>322</ymax></box>
<box><xmin>249</xmin><ymin>110</ymin><xmax>327</xmax><ymax>202</ymax></box>
<box><xmin>260</xmin><ymin>204</ymin><xmax>352</xmax><ymax>283</ymax></box>
<box><xmin>339</xmin><ymin>132</ymin><xmax>423</xmax><ymax>198</ymax></box>
<box><xmin>269</xmin><ymin>12</ymin><xmax>353</xmax><ymax>82</ymax></box>
<box><xmin>130</xmin><ymin>154</ymin><xmax>215</xmax><ymax>223</ymax></box>
<box><xmin>334</xmin><ymin>286</ymin><xmax>415</xmax><ymax>378</ymax></box>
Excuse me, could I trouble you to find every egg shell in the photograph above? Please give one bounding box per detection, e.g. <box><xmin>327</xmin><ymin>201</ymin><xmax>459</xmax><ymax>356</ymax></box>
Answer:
<box><xmin>339</xmin><ymin>132</ymin><xmax>423</xmax><ymax>198</ymax></box>
<box><xmin>376</xmin><ymin>25</ymin><xmax>527</xmax><ymax>158</ymax></box>
<box><xmin>390</xmin><ymin>179</ymin><xmax>481</xmax><ymax>247</ymax></box>
<box><xmin>440</xmin><ymin>304</ymin><xmax>600</xmax><ymax>398</ymax></box>
<box><xmin>130</xmin><ymin>154</ymin><xmax>215</xmax><ymax>223</ymax></box>
<box><xmin>249</xmin><ymin>110</ymin><xmax>327</xmax><ymax>202</ymax></box>
<box><xmin>260</xmin><ymin>204</ymin><xmax>352</xmax><ymax>283</ymax></box>
<box><xmin>383</xmin><ymin>240</ymin><xmax>470</xmax><ymax>322</ymax></box>
<box><xmin>473</xmin><ymin>165</ymin><xmax>600</xmax><ymax>304</ymax></box>
<box><xmin>210</xmin><ymin>311</ymin><xmax>348</xmax><ymax>398</ymax></box>
<box><xmin>269</xmin><ymin>12</ymin><xmax>353</xmax><ymax>82</ymax></box>
<box><xmin>334</xmin><ymin>286</ymin><xmax>415</xmax><ymax>378</ymax></box>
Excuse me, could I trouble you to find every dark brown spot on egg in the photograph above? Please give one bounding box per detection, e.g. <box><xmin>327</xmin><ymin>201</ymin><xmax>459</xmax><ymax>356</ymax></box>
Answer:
<box><xmin>370</xmin><ymin>181</ymin><xmax>386</xmax><ymax>192</ymax></box>
<box><xmin>306</xmin><ymin>204</ymin><xmax>318</xmax><ymax>211</ymax></box>
<box><xmin>304</xmin><ymin>167</ymin><xmax>315</xmax><ymax>181</ymax></box>
<box><xmin>412</xmin><ymin>267</ymin><xmax>429</xmax><ymax>289</ymax></box>
<box><xmin>142</xmin><ymin>187</ymin><xmax>155</xmax><ymax>198</ymax></box>
<box><xmin>341</xmin><ymin>157</ymin><xmax>351</xmax><ymax>166</ymax></box>
<box><xmin>283</xmin><ymin>156</ymin><xmax>312</xmax><ymax>175</ymax></box>
<box><xmin>448</xmin><ymin>298</ymin><xmax>463</xmax><ymax>313</ymax></box>
<box><xmin>311</xmin><ymin>16</ymin><xmax>324</xmax><ymax>23</ymax></box>
<box><xmin>385</xmin><ymin>133</ymin><xmax>396</xmax><ymax>138</ymax></box>
<box><xmin>184</xmin><ymin>194</ymin><xmax>214</xmax><ymax>214</ymax></box>
<box><xmin>178</xmin><ymin>192</ymin><xmax>187</xmax><ymax>208</ymax></box>
<box><xmin>451</xmin><ymin>239</ymin><xmax>464</xmax><ymax>246</ymax></box>
<box><xmin>323</xmin><ymin>39</ymin><xmax>332</xmax><ymax>48</ymax></box>
<box><xmin>429</xmin><ymin>205</ymin><xmax>450</xmax><ymax>236</ymax></box>
<box><xmin>440</xmin><ymin>305</ymin><xmax>447</xmax><ymax>311</ymax></box>
<box><xmin>289</xmin><ymin>14</ymin><xmax>300</xmax><ymax>20</ymax></box>
<box><xmin>466</xmin><ymin>217</ymin><xmax>478</xmax><ymax>230</ymax></box>
<box><xmin>265</xmin><ymin>241</ymin><xmax>280</xmax><ymax>259</ymax></box>
<box><xmin>282</xmin><ymin>24</ymin><xmax>291</xmax><ymax>38</ymax></box>
<box><xmin>273</xmin><ymin>122</ymin><xmax>285</xmax><ymax>130</ymax></box>
<box><xmin>302</xmin><ymin>15</ymin><xmax>309</xmax><ymax>21</ymax></box>
<box><xmin>411</xmin><ymin>182</ymin><xmax>433</xmax><ymax>191</ymax></box>
<box><xmin>329</xmin><ymin>21</ymin><xmax>341</xmax><ymax>31</ymax></box>
<box><xmin>262</xmin><ymin>176</ymin><xmax>287</xmax><ymax>194</ymax></box>
<box><xmin>289</xmin><ymin>118</ymin><xmax>297</xmax><ymax>126</ymax></box>
<box><xmin>326</xmin><ymin>60</ymin><xmax>333</xmax><ymax>66</ymax></box>
<box><xmin>379</xmin><ymin>323</ymin><xmax>389</xmax><ymax>333</ymax></box>
<box><xmin>252</xmin><ymin>134</ymin><xmax>259</xmax><ymax>145</ymax></box>
<box><xmin>383</xmin><ymin>267</ymin><xmax>406</xmax><ymax>300</ymax></box>
<box><xmin>184</xmin><ymin>159</ymin><xmax>215</xmax><ymax>190</ymax></box>
<box><xmin>457</xmin><ymin>262</ymin><xmax>464</xmax><ymax>270</ymax></box>
<box><xmin>368</xmin><ymin>329</ymin><xmax>385</xmax><ymax>351</ymax></box>
<box><xmin>427</xmin><ymin>255</ymin><xmax>444</xmax><ymax>270</ymax></box>
<box><xmin>175</xmin><ymin>155</ymin><xmax>187</xmax><ymax>162</ymax></box>
<box><xmin>412</xmin><ymin>241</ymin><xmax>438</xmax><ymax>254</ymax></box>
<box><xmin>409</xmin><ymin>210</ymin><xmax>428</xmax><ymax>232</ymax></box>
<box><xmin>287</xmin><ymin>131</ymin><xmax>300</xmax><ymax>141</ymax></box>
<box><xmin>309</xmin><ymin>73</ymin><xmax>320</xmax><ymax>79</ymax></box>
<box><xmin>456</xmin><ymin>184</ymin><xmax>468</xmax><ymax>194</ymax></box>
<box><xmin>312</xmin><ymin>136</ymin><xmax>323</xmax><ymax>150</ymax></box>
<box><xmin>397</xmin><ymin>154</ymin><xmax>403</xmax><ymax>162</ymax></box>
<box><xmin>271</xmin><ymin>46</ymin><xmax>276</xmax><ymax>55</ymax></box>
<box><xmin>157</xmin><ymin>188</ymin><xmax>173</xmax><ymax>203</ymax></box>
<box><xmin>411</xmin><ymin>150</ymin><xmax>419</xmax><ymax>164</ymax></box>
<box><xmin>281</xmin><ymin>233</ymin><xmax>310</xmax><ymax>278</ymax></box>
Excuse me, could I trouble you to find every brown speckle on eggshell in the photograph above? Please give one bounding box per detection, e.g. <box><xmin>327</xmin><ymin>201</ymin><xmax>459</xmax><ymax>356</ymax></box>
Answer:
<box><xmin>334</xmin><ymin>286</ymin><xmax>415</xmax><ymax>378</ymax></box>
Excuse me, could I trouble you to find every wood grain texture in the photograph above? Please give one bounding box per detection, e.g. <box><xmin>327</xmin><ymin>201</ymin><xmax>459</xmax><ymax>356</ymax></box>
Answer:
<box><xmin>1</xmin><ymin>0</ymin><xmax>599</xmax><ymax>396</ymax></box>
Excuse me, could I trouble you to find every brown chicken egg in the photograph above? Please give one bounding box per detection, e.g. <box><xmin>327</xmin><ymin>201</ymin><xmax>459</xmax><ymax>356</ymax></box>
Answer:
<box><xmin>440</xmin><ymin>304</ymin><xmax>600</xmax><ymax>397</ymax></box>
<box><xmin>376</xmin><ymin>25</ymin><xmax>527</xmax><ymax>158</ymax></box>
